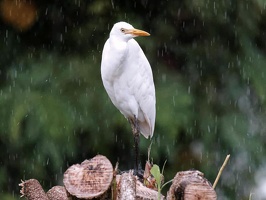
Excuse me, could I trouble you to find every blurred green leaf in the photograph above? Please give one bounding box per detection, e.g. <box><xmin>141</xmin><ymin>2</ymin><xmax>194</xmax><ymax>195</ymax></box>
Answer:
<box><xmin>150</xmin><ymin>164</ymin><xmax>161</xmax><ymax>189</ymax></box>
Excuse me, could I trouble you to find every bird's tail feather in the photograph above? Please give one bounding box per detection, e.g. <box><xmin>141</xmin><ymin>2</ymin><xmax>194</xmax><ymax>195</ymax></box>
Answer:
<box><xmin>139</xmin><ymin>120</ymin><xmax>153</xmax><ymax>139</ymax></box>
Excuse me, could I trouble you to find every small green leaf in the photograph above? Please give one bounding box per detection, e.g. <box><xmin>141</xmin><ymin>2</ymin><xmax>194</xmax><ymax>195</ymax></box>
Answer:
<box><xmin>150</xmin><ymin>164</ymin><xmax>161</xmax><ymax>189</ymax></box>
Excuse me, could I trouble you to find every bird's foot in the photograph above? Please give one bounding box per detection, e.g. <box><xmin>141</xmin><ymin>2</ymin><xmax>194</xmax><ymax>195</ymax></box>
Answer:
<box><xmin>134</xmin><ymin>161</ymin><xmax>144</xmax><ymax>180</ymax></box>
<box><xmin>133</xmin><ymin>168</ymin><xmax>144</xmax><ymax>180</ymax></box>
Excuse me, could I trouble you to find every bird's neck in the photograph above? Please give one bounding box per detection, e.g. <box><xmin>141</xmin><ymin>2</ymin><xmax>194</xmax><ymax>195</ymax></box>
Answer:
<box><xmin>109</xmin><ymin>37</ymin><xmax>129</xmax><ymax>51</ymax></box>
<box><xmin>109</xmin><ymin>37</ymin><xmax>129</xmax><ymax>67</ymax></box>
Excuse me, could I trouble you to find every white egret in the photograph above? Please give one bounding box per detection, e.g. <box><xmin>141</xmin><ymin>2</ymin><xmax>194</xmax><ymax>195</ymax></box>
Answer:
<box><xmin>101</xmin><ymin>22</ymin><xmax>155</xmax><ymax>174</ymax></box>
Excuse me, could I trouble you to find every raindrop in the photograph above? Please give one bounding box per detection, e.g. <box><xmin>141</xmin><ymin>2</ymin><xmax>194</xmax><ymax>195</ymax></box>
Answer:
<box><xmin>224</xmin><ymin>11</ymin><xmax>227</xmax><ymax>19</ymax></box>
<box><xmin>60</xmin><ymin>34</ymin><xmax>63</xmax><ymax>42</ymax></box>
<box><xmin>162</xmin><ymin>74</ymin><xmax>166</xmax><ymax>82</ymax></box>
<box><xmin>172</xmin><ymin>96</ymin><xmax>176</xmax><ymax>107</ymax></box>
<box><xmin>14</xmin><ymin>70</ymin><xmax>17</xmax><ymax>78</ymax></box>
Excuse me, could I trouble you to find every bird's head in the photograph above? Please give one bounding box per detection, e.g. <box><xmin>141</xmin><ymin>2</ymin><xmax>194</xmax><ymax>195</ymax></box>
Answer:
<box><xmin>110</xmin><ymin>21</ymin><xmax>150</xmax><ymax>41</ymax></box>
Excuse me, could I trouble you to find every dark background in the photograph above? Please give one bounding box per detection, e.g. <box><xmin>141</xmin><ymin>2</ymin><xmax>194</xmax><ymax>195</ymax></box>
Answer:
<box><xmin>0</xmin><ymin>0</ymin><xmax>266</xmax><ymax>199</ymax></box>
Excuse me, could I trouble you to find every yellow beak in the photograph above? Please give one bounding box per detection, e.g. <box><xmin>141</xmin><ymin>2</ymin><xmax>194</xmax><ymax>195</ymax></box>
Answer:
<box><xmin>126</xmin><ymin>28</ymin><xmax>150</xmax><ymax>36</ymax></box>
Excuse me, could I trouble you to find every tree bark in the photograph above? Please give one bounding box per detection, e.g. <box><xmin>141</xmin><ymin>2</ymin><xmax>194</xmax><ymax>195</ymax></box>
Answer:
<box><xmin>117</xmin><ymin>172</ymin><xmax>136</xmax><ymax>200</ymax></box>
<box><xmin>116</xmin><ymin>172</ymin><xmax>165</xmax><ymax>200</ymax></box>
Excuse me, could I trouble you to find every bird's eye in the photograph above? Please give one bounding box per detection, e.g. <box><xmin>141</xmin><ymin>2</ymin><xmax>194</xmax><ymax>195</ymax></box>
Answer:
<box><xmin>120</xmin><ymin>28</ymin><xmax>126</xmax><ymax>33</ymax></box>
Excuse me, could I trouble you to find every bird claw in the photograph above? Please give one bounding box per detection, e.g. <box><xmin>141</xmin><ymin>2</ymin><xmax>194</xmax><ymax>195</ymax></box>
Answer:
<box><xmin>133</xmin><ymin>168</ymin><xmax>144</xmax><ymax>180</ymax></box>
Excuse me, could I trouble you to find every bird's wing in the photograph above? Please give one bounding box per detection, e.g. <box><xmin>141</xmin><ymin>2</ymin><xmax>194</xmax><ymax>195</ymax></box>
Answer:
<box><xmin>101</xmin><ymin>39</ymin><xmax>122</xmax><ymax>107</ymax></box>
<box><xmin>101</xmin><ymin>40</ymin><xmax>113</xmax><ymax>97</ymax></box>
<box><xmin>127</xmin><ymin>39</ymin><xmax>156</xmax><ymax>138</ymax></box>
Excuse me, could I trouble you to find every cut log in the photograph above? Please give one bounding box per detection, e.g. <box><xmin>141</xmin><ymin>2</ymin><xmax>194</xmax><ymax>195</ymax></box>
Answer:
<box><xmin>46</xmin><ymin>186</ymin><xmax>69</xmax><ymax>200</ymax></box>
<box><xmin>116</xmin><ymin>172</ymin><xmax>165</xmax><ymax>200</ymax></box>
<box><xmin>117</xmin><ymin>172</ymin><xmax>136</xmax><ymax>200</ymax></box>
<box><xmin>19</xmin><ymin>156</ymin><xmax>217</xmax><ymax>200</ymax></box>
<box><xmin>63</xmin><ymin>154</ymin><xmax>113</xmax><ymax>199</ymax></box>
<box><xmin>167</xmin><ymin>170</ymin><xmax>217</xmax><ymax>200</ymax></box>
<box><xmin>19</xmin><ymin>179</ymin><xmax>49</xmax><ymax>200</ymax></box>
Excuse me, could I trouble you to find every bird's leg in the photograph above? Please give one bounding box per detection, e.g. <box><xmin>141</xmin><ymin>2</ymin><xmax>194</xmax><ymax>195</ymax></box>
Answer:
<box><xmin>129</xmin><ymin>116</ymin><xmax>143</xmax><ymax>178</ymax></box>
<box><xmin>134</xmin><ymin>123</ymin><xmax>140</xmax><ymax>176</ymax></box>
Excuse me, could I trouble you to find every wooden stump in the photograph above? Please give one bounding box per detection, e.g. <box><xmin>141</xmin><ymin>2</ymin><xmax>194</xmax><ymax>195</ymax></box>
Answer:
<box><xmin>63</xmin><ymin>154</ymin><xmax>113</xmax><ymax>199</ymax></box>
<box><xmin>167</xmin><ymin>170</ymin><xmax>217</xmax><ymax>200</ymax></box>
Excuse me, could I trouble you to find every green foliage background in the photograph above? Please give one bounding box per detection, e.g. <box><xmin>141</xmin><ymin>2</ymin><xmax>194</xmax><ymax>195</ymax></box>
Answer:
<box><xmin>1</xmin><ymin>0</ymin><xmax>266</xmax><ymax>199</ymax></box>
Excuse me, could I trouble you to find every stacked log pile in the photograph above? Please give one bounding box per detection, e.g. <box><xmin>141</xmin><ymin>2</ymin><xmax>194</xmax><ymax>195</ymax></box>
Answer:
<box><xmin>20</xmin><ymin>155</ymin><xmax>219</xmax><ymax>200</ymax></box>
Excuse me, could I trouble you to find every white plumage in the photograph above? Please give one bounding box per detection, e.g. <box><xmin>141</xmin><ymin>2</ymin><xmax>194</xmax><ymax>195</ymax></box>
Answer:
<box><xmin>101</xmin><ymin>21</ymin><xmax>155</xmax><ymax>139</ymax></box>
